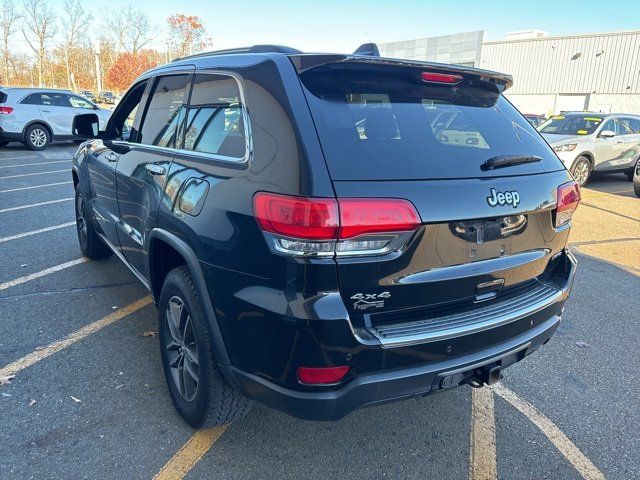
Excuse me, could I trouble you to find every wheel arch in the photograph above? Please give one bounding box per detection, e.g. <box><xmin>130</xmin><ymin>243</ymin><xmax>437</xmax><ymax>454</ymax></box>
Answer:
<box><xmin>574</xmin><ymin>152</ymin><xmax>594</xmax><ymax>170</ymax></box>
<box><xmin>22</xmin><ymin>120</ymin><xmax>54</xmax><ymax>142</ymax></box>
<box><xmin>148</xmin><ymin>228</ymin><xmax>231</xmax><ymax>366</ymax></box>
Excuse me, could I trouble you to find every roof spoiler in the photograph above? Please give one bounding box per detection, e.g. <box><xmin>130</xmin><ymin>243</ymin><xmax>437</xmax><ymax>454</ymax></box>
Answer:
<box><xmin>353</xmin><ymin>43</ymin><xmax>380</xmax><ymax>57</ymax></box>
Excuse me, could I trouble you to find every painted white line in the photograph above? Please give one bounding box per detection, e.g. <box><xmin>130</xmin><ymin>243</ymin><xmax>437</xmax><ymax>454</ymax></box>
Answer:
<box><xmin>491</xmin><ymin>383</ymin><xmax>605</xmax><ymax>480</ymax></box>
<box><xmin>0</xmin><ymin>181</ymin><xmax>72</xmax><ymax>193</ymax></box>
<box><xmin>0</xmin><ymin>155</ymin><xmax>38</xmax><ymax>161</ymax></box>
<box><xmin>0</xmin><ymin>159</ymin><xmax>69</xmax><ymax>169</ymax></box>
<box><xmin>0</xmin><ymin>257</ymin><xmax>88</xmax><ymax>292</ymax></box>
<box><xmin>0</xmin><ymin>197</ymin><xmax>73</xmax><ymax>213</ymax></box>
<box><xmin>0</xmin><ymin>296</ymin><xmax>153</xmax><ymax>377</ymax></box>
<box><xmin>469</xmin><ymin>386</ymin><xmax>497</xmax><ymax>480</ymax></box>
<box><xmin>0</xmin><ymin>222</ymin><xmax>75</xmax><ymax>243</ymax></box>
<box><xmin>0</xmin><ymin>169</ymin><xmax>67</xmax><ymax>179</ymax></box>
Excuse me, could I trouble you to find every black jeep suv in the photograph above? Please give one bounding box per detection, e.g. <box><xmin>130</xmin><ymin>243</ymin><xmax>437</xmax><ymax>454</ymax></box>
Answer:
<box><xmin>71</xmin><ymin>44</ymin><xmax>579</xmax><ymax>428</ymax></box>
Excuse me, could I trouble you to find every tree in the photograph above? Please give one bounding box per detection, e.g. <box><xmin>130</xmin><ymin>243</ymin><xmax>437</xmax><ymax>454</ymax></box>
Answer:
<box><xmin>103</xmin><ymin>5</ymin><xmax>151</xmax><ymax>54</ymax></box>
<box><xmin>0</xmin><ymin>0</ymin><xmax>21</xmax><ymax>85</ymax></box>
<box><xmin>22</xmin><ymin>0</ymin><xmax>56</xmax><ymax>87</ymax></box>
<box><xmin>167</xmin><ymin>14</ymin><xmax>210</xmax><ymax>59</ymax></box>
<box><xmin>105</xmin><ymin>50</ymin><xmax>157</xmax><ymax>91</ymax></box>
<box><xmin>62</xmin><ymin>0</ymin><xmax>91</xmax><ymax>90</ymax></box>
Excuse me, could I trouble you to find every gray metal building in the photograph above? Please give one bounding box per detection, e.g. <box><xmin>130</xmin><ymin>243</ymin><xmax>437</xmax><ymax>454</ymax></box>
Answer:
<box><xmin>480</xmin><ymin>30</ymin><xmax>640</xmax><ymax>115</ymax></box>
<box><xmin>379</xmin><ymin>29</ymin><xmax>640</xmax><ymax>116</ymax></box>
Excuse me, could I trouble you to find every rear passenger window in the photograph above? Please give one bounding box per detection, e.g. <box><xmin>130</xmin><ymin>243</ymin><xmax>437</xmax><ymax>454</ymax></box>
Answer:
<box><xmin>21</xmin><ymin>93</ymin><xmax>69</xmax><ymax>107</ymax></box>
<box><xmin>620</xmin><ymin>117</ymin><xmax>640</xmax><ymax>134</ymax></box>
<box><xmin>183</xmin><ymin>73</ymin><xmax>246</xmax><ymax>160</ymax></box>
<box><xmin>138</xmin><ymin>74</ymin><xmax>189</xmax><ymax>148</ymax></box>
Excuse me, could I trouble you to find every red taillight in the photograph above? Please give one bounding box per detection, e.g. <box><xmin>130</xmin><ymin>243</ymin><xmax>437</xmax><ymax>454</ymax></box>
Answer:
<box><xmin>339</xmin><ymin>198</ymin><xmax>421</xmax><ymax>239</ymax></box>
<box><xmin>421</xmin><ymin>72</ymin><xmax>463</xmax><ymax>84</ymax></box>
<box><xmin>0</xmin><ymin>106</ymin><xmax>13</xmax><ymax>114</ymax></box>
<box><xmin>254</xmin><ymin>193</ymin><xmax>338</xmax><ymax>240</ymax></box>
<box><xmin>297</xmin><ymin>366</ymin><xmax>350</xmax><ymax>385</ymax></box>
<box><xmin>555</xmin><ymin>181</ymin><xmax>580</xmax><ymax>227</ymax></box>
<box><xmin>254</xmin><ymin>193</ymin><xmax>421</xmax><ymax>257</ymax></box>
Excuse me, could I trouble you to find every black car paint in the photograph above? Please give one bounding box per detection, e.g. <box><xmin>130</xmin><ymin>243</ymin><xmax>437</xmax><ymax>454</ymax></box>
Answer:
<box><xmin>73</xmin><ymin>50</ymin><xmax>577</xmax><ymax>420</ymax></box>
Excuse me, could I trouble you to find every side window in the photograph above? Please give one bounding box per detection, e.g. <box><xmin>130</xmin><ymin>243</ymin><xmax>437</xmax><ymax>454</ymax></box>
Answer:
<box><xmin>138</xmin><ymin>74</ymin><xmax>189</xmax><ymax>148</ymax></box>
<box><xmin>183</xmin><ymin>73</ymin><xmax>246</xmax><ymax>159</ymax></box>
<box><xmin>109</xmin><ymin>81</ymin><xmax>147</xmax><ymax>142</ymax></box>
<box><xmin>69</xmin><ymin>95</ymin><xmax>94</xmax><ymax>109</ymax></box>
<box><xmin>618</xmin><ymin>118</ymin><xmax>638</xmax><ymax>135</ymax></box>
<box><xmin>21</xmin><ymin>93</ymin><xmax>44</xmax><ymax>105</ymax></box>
<box><xmin>42</xmin><ymin>93</ymin><xmax>69</xmax><ymax>107</ymax></box>
<box><xmin>600</xmin><ymin>120</ymin><xmax>615</xmax><ymax>135</ymax></box>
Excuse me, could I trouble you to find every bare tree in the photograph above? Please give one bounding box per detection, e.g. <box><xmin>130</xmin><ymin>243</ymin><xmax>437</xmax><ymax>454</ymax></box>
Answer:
<box><xmin>62</xmin><ymin>0</ymin><xmax>91</xmax><ymax>90</ymax></box>
<box><xmin>0</xmin><ymin>0</ymin><xmax>22</xmax><ymax>85</ymax></box>
<box><xmin>103</xmin><ymin>5</ymin><xmax>151</xmax><ymax>54</ymax></box>
<box><xmin>22</xmin><ymin>0</ymin><xmax>56</xmax><ymax>87</ymax></box>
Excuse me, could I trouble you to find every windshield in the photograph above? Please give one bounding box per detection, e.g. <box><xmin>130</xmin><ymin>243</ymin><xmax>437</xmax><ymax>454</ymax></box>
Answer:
<box><xmin>299</xmin><ymin>64</ymin><xmax>563</xmax><ymax>180</ymax></box>
<box><xmin>538</xmin><ymin>114</ymin><xmax>603</xmax><ymax>135</ymax></box>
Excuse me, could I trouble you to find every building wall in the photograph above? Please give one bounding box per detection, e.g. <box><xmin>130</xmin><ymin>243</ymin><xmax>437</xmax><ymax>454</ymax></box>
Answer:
<box><xmin>481</xmin><ymin>30</ymin><xmax>640</xmax><ymax>114</ymax></box>
<box><xmin>379</xmin><ymin>31</ymin><xmax>484</xmax><ymax>66</ymax></box>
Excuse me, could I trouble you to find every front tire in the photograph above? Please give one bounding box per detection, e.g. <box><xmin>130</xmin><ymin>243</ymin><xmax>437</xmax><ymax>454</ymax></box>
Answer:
<box><xmin>24</xmin><ymin>124</ymin><xmax>50</xmax><ymax>150</ymax></box>
<box><xmin>159</xmin><ymin>266</ymin><xmax>252</xmax><ymax>428</ymax></box>
<box><xmin>74</xmin><ymin>187</ymin><xmax>112</xmax><ymax>259</ymax></box>
<box><xmin>571</xmin><ymin>156</ymin><xmax>591</xmax><ymax>187</ymax></box>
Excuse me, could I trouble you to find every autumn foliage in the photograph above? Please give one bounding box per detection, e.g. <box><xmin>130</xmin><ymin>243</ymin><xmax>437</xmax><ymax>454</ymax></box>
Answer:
<box><xmin>105</xmin><ymin>50</ymin><xmax>158</xmax><ymax>92</ymax></box>
<box><xmin>168</xmin><ymin>14</ymin><xmax>210</xmax><ymax>58</ymax></box>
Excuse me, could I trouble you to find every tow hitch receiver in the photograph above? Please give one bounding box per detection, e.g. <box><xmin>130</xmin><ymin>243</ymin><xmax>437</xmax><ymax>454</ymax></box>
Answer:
<box><xmin>467</xmin><ymin>364</ymin><xmax>503</xmax><ymax>388</ymax></box>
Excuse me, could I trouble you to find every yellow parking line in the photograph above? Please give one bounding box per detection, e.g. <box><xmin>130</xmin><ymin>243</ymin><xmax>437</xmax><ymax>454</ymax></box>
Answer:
<box><xmin>0</xmin><ymin>296</ymin><xmax>153</xmax><ymax>378</ymax></box>
<box><xmin>469</xmin><ymin>387</ymin><xmax>497</xmax><ymax>480</ymax></box>
<box><xmin>492</xmin><ymin>383</ymin><xmax>605</xmax><ymax>480</ymax></box>
<box><xmin>153</xmin><ymin>425</ymin><xmax>228</xmax><ymax>480</ymax></box>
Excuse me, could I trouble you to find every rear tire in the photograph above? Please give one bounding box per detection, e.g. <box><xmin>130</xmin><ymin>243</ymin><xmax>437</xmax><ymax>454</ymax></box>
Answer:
<box><xmin>627</xmin><ymin>157</ymin><xmax>639</xmax><ymax>181</ymax></box>
<box><xmin>74</xmin><ymin>187</ymin><xmax>112</xmax><ymax>260</ymax></box>
<box><xmin>570</xmin><ymin>156</ymin><xmax>591</xmax><ymax>187</ymax></box>
<box><xmin>159</xmin><ymin>266</ymin><xmax>252</xmax><ymax>429</ymax></box>
<box><xmin>24</xmin><ymin>124</ymin><xmax>50</xmax><ymax>150</ymax></box>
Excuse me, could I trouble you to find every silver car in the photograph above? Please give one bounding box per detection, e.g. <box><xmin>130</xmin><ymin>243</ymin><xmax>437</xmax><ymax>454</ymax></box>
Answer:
<box><xmin>0</xmin><ymin>87</ymin><xmax>111</xmax><ymax>150</ymax></box>
<box><xmin>539</xmin><ymin>112</ymin><xmax>640</xmax><ymax>186</ymax></box>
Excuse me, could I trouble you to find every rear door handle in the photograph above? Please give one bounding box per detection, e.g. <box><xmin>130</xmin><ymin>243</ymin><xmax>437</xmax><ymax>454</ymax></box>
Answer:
<box><xmin>145</xmin><ymin>163</ymin><xmax>166</xmax><ymax>175</ymax></box>
<box><xmin>105</xmin><ymin>152</ymin><xmax>118</xmax><ymax>162</ymax></box>
<box><xmin>41</xmin><ymin>109</ymin><xmax>51</xmax><ymax>113</ymax></box>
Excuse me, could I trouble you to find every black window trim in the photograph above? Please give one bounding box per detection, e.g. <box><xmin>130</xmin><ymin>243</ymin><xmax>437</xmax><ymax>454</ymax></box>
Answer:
<box><xmin>19</xmin><ymin>91</ymin><xmax>71</xmax><ymax>107</ymax></box>
<box><xmin>178</xmin><ymin>69</ymin><xmax>253</xmax><ymax>167</ymax></box>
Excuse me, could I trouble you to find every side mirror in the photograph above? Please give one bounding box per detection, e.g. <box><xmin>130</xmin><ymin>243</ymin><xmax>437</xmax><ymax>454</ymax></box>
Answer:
<box><xmin>73</xmin><ymin>113</ymin><xmax>100</xmax><ymax>139</ymax></box>
<box><xmin>599</xmin><ymin>130</ymin><xmax>616</xmax><ymax>138</ymax></box>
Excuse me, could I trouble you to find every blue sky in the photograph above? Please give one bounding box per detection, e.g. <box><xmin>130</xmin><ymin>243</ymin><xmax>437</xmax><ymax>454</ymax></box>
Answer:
<box><xmin>37</xmin><ymin>0</ymin><xmax>640</xmax><ymax>52</ymax></box>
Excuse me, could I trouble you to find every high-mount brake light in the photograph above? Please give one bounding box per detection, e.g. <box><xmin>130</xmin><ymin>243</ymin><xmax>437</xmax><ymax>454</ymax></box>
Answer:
<box><xmin>554</xmin><ymin>181</ymin><xmax>580</xmax><ymax>228</ymax></box>
<box><xmin>253</xmin><ymin>193</ymin><xmax>421</xmax><ymax>257</ymax></box>
<box><xmin>297</xmin><ymin>366</ymin><xmax>350</xmax><ymax>385</ymax></box>
<box><xmin>0</xmin><ymin>106</ymin><xmax>14</xmax><ymax>114</ymax></box>
<box><xmin>421</xmin><ymin>72</ymin><xmax>463</xmax><ymax>84</ymax></box>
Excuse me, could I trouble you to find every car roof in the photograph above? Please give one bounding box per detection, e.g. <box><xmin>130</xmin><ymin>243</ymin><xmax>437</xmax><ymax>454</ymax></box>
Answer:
<box><xmin>1</xmin><ymin>87</ymin><xmax>73</xmax><ymax>93</ymax></box>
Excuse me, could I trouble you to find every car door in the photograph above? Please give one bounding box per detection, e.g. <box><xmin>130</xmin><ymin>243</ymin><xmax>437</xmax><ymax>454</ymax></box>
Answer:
<box><xmin>595</xmin><ymin>119</ymin><xmax>627</xmax><ymax>170</ymax></box>
<box><xmin>114</xmin><ymin>70</ymin><xmax>192</xmax><ymax>279</ymax></box>
<box><xmin>83</xmin><ymin>82</ymin><xmax>149</xmax><ymax>247</ymax></box>
<box><xmin>619</xmin><ymin>117</ymin><xmax>640</xmax><ymax>168</ymax></box>
<box><xmin>37</xmin><ymin>92</ymin><xmax>74</xmax><ymax>136</ymax></box>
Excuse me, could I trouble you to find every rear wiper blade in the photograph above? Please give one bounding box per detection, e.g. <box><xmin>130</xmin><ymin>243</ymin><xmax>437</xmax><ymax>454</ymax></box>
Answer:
<box><xmin>482</xmin><ymin>154</ymin><xmax>542</xmax><ymax>170</ymax></box>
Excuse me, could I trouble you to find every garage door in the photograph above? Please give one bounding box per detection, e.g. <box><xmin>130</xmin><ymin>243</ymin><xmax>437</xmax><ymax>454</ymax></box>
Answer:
<box><xmin>554</xmin><ymin>94</ymin><xmax>589</xmax><ymax>114</ymax></box>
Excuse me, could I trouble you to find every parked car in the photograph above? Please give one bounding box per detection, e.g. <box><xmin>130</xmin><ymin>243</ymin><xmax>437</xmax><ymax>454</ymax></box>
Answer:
<box><xmin>80</xmin><ymin>90</ymin><xmax>97</xmax><ymax>103</ymax></box>
<box><xmin>98</xmin><ymin>91</ymin><xmax>116</xmax><ymax>104</ymax></box>
<box><xmin>523</xmin><ymin>113</ymin><xmax>546</xmax><ymax>127</ymax></box>
<box><xmin>0</xmin><ymin>87</ymin><xmax>111</xmax><ymax>150</ymax></box>
<box><xmin>538</xmin><ymin>112</ymin><xmax>640</xmax><ymax>186</ymax></box>
<box><xmin>71</xmin><ymin>44</ymin><xmax>579</xmax><ymax>428</ymax></box>
<box><xmin>633</xmin><ymin>157</ymin><xmax>640</xmax><ymax>197</ymax></box>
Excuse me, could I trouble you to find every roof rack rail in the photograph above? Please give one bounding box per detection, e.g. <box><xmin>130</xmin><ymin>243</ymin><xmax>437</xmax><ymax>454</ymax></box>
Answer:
<box><xmin>172</xmin><ymin>45</ymin><xmax>302</xmax><ymax>62</ymax></box>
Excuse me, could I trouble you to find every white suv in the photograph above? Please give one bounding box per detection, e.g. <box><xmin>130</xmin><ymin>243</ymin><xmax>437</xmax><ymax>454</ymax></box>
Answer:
<box><xmin>0</xmin><ymin>88</ymin><xmax>111</xmax><ymax>150</ymax></box>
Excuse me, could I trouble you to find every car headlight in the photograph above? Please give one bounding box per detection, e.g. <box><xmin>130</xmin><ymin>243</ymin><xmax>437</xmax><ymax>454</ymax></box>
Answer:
<box><xmin>553</xmin><ymin>143</ymin><xmax>577</xmax><ymax>152</ymax></box>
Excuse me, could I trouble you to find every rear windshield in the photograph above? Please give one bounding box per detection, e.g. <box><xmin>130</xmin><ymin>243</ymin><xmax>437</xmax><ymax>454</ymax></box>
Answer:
<box><xmin>538</xmin><ymin>114</ymin><xmax>603</xmax><ymax>135</ymax></box>
<box><xmin>299</xmin><ymin>64</ymin><xmax>564</xmax><ymax>180</ymax></box>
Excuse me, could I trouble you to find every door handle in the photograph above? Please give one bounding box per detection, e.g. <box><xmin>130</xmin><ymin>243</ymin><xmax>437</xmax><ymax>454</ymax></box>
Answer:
<box><xmin>145</xmin><ymin>163</ymin><xmax>166</xmax><ymax>175</ymax></box>
<box><xmin>105</xmin><ymin>152</ymin><xmax>118</xmax><ymax>162</ymax></box>
<box><xmin>41</xmin><ymin>109</ymin><xmax>51</xmax><ymax>112</ymax></box>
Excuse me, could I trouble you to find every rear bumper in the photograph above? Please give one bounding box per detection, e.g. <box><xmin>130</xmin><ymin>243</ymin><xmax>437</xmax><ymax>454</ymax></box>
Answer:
<box><xmin>222</xmin><ymin>313</ymin><xmax>561</xmax><ymax>420</ymax></box>
<box><xmin>0</xmin><ymin>129</ymin><xmax>23</xmax><ymax>142</ymax></box>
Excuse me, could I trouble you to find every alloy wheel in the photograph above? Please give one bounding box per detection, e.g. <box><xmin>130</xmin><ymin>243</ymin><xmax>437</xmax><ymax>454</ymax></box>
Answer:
<box><xmin>164</xmin><ymin>296</ymin><xmax>199</xmax><ymax>402</ymax></box>
<box><xmin>572</xmin><ymin>161</ymin><xmax>590</xmax><ymax>186</ymax></box>
<box><xmin>75</xmin><ymin>192</ymin><xmax>88</xmax><ymax>249</ymax></box>
<box><xmin>29</xmin><ymin>128</ymin><xmax>47</xmax><ymax>148</ymax></box>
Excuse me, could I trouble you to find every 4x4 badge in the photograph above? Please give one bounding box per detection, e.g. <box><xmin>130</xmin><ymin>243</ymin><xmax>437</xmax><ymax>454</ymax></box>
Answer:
<box><xmin>487</xmin><ymin>188</ymin><xmax>520</xmax><ymax>208</ymax></box>
<box><xmin>350</xmin><ymin>292</ymin><xmax>391</xmax><ymax>311</ymax></box>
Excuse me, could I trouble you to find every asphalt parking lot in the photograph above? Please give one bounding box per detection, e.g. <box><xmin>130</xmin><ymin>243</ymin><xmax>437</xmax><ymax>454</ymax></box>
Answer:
<box><xmin>0</xmin><ymin>143</ymin><xmax>638</xmax><ymax>480</ymax></box>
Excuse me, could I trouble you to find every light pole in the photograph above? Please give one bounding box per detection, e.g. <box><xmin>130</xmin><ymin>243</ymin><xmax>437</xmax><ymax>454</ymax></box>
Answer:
<box><xmin>93</xmin><ymin>41</ymin><xmax>102</xmax><ymax>93</ymax></box>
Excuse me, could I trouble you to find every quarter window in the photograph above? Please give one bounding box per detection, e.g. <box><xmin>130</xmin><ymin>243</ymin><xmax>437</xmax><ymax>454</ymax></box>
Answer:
<box><xmin>138</xmin><ymin>74</ymin><xmax>189</xmax><ymax>148</ymax></box>
<box><xmin>183</xmin><ymin>73</ymin><xmax>246</xmax><ymax>159</ymax></box>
